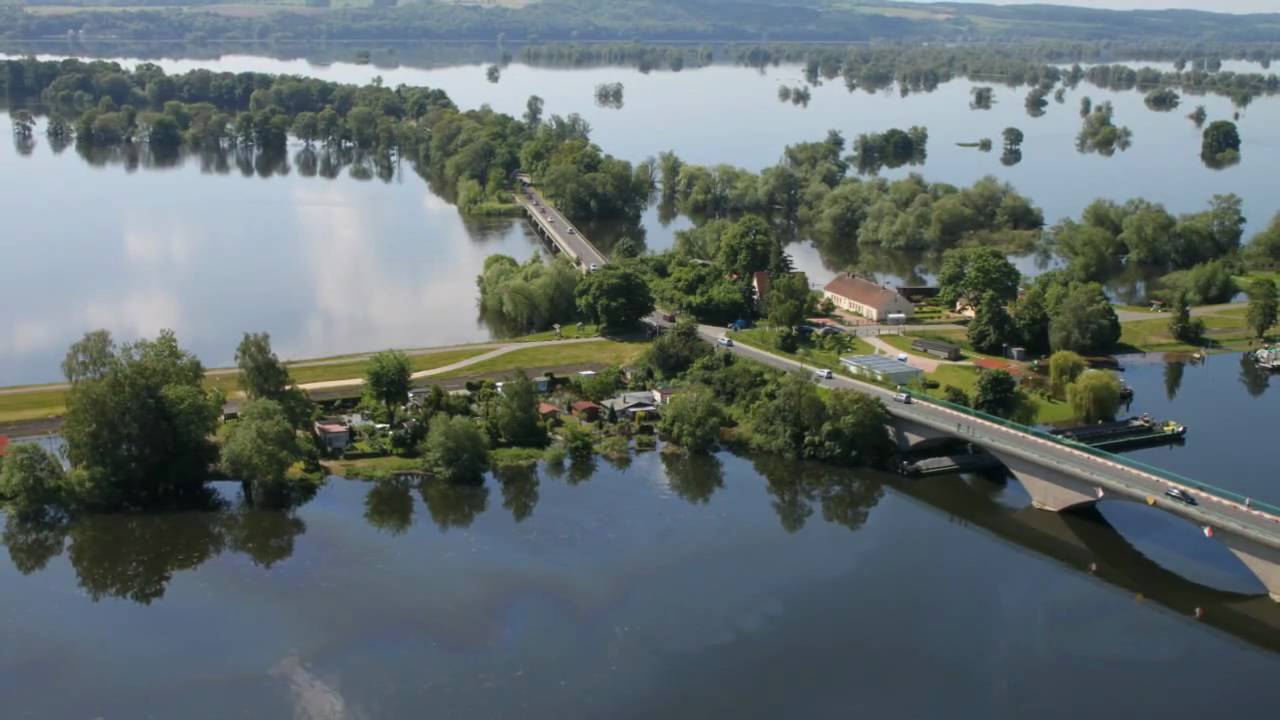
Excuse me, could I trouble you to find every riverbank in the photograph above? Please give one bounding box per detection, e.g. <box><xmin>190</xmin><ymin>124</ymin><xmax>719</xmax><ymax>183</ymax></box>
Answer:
<box><xmin>0</xmin><ymin>331</ymin><xmax>639</xmax><ymax>434</ymax></box>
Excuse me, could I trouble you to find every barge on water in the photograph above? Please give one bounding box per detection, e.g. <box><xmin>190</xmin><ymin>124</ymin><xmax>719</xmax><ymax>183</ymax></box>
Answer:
<box><xmin>898</xmin><ymin>452</ymin><xmax>1003</xmax><ymax>477</ymax></box>
<box><xmin>1050</xmin><ymin>413</ymin><xmax>1186</xmax><ymax>451</ymax></box>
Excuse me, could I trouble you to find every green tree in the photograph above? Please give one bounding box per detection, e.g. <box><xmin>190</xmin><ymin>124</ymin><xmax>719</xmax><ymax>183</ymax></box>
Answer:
<box><xmin>974</xmin><ymin>369</ymin><xmax>1019</xmax><ymax>419</ymax></box>
<box><xmin>1168</xmin><ymin>291</ymin><xmax>1205</xmax><ymax>345</ymax></box>
<box><xmin>423</xmin><ymin>414</ymin><xmax>490</xmax><ymax>483</ymax></box>
<box><xmin>1048</xmin><ymin>283</ymin><xmax>1120</xmax><ymax>354</ymax></box>
<box><xmin>523</xmin><ymin>95</ymin><xmax>544</xmax><ymax>127</ymax></box>
<box><xmin>365</xmin><ymin>350</ymin><xmax>411</xmax><ymax>425</ymax></box>
<box><xmin>0</xmin><ymin>444</ymin><xmax>68</xmax><ymax>520</ymax></box>
<box><xmin>560</xmin><ymin>423</ymin><xmax>596</xmax><ymax>462</ymax></box>
<box><xmin>942</xmin><ymin>385</ymin><xmax>970</xmax><ymax>406</ymax></box>
<box><xmin>1246</xmin><ymin>277</ymin><xmax>1278</xmax><ymax>340</ymax></box>
<box><xmin>967</xmin><ymin>292</ymin><xmax>1015</xmax><ymax>355</ymax></box>
<box><xmin>235</xmin><ymin>332</ymin><xmax>312</xmax><ymax>430</ymax></box>
<box><xmin>645</xmin><ymin>321</ymin><xmax>712</xmax><ymax>378</ymax></box>
<box><xmin>220</xmin><ymin>399</ymin><xmax>301</xmax><ymax>485</ymax></box>
<box><xmin>494</xmin><ymin>371</ymin><xmax>547</xmax><ymax>447</ymax></box>
<box><xmin>575</xmin><ymin>264</ymin><xmax>654</xmax><ymax>331</ymax></box>
<box><xmin>937</xmin><ymin>247</ymin><xmax>1020</xmax><ymax>306</ymax></box>
<box><xmin>717</xmin><ymin>215</ymin><xmax>774</xmax><ymax>277</ymax></box>
<box><xmin>1067</xmin><ymin>370</ymin><xmax>1123</xmax><ymax>423</ymax></box>
<box><xmin>658</xmin><ymin>386</ymin><xmax>724</xmax><ymax>453</ymax></box>
<box><xmin>766</xmin><ymin>271</ymin><xmax>810</xmax><ymax>330</ymax></box>
<box><xmin>1001</xmin><ymin>126</ymin><xmax>1024</xmax><ymax>150</ymax></box>
<box><xmin>1048</xmin><ymin>350</ymin><xmax>1087</xmax><ymax>396</ymax></box>
<box><xmin>750</xmin><ymin>373</ymin><xmax>827</xmax><ymax>459</ymax></box>
<box><xmin>817</xmin><ymin>390</ymin><xmax>892</xmax><ymax>467</ymax></box>
<box><xmin>1201</xmin><ymin>120</ymin><xmax>1241</xmax><ymax>166</ymax></box>
<box><xmin>1010</xmin><ymin>287</ymin><xmax>1050</xmax><ymax>353</ymax></box>
<box><xmin>60</xmin><ymin>330</ymin><xmax>223</xmax><ymax>511</ymax></box>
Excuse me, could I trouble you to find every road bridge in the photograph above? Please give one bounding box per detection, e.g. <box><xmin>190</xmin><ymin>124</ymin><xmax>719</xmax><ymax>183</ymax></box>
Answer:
<box><xmin>513</xmin><ymin>175</ymin><xmax>608</xmax><ymax>271</ymax></box>
<box><xmin>701</xmin><ymin>324</ymin><xmax>1280</xmax><ymax>602</ymax></box>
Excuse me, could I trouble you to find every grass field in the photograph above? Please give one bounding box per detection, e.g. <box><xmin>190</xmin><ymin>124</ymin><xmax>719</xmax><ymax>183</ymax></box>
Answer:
<box><xmin>1118</xmin><ymin>313</ymin><xmax>1270</xmax><ymax>353</ymax></box>
<box><xmin>431</xmin><ymin>339</ymin><xmax>647</xmax><ymax>379</ymax></box>
<box><xmin>733</xmin><ymin>328</ymin><xmax>874</xmax><ymax>371</ymax></box>
<box><xmin>0</xmin><ymin>346</ymin><xmax>492</xmax><ymax>427</ymax></box>
<box><xmin>918</xmin><ymin>364</ymin><xmax>1076</xmax><ymax>425</ymax></box>
<box><xmin>514</xmin><ymin>324</ymin><xmax>600</xmax><ymax>343</ymax></box>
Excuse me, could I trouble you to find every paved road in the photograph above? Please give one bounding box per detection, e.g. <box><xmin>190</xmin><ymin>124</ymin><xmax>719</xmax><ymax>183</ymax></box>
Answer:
<box><xmin>702</xmin><ymin>324</ymin><xmax>1280</xmax><ymax>551</ymax></box>
<box><xmin>514</xmin><ymin>186</ymin><xmax>608</xmax><ymax>269</ymax></box>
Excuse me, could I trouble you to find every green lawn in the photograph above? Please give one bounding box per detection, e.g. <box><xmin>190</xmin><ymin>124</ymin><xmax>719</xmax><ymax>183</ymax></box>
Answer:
<box><xmin>1118</xmin><ymin>313</ymin><xmax>1268</xmax><ymax>353</ymax></box>
<box><xmin>514</xmin><ymin>324</ymin><xmax>600</xmax><ymax>342</ymax></box>
<box><xmin>324</xmin><ymin>455</ymin><xmax>423</xmax><ymax>481</ymax></box>
<box><xmin>431</xmin><ymin>339</ymin><xmax>648</xmax><ymax>379</ymax></box>
<box><xmin>733</xmin><ymin>327</ymin><xmax>874</xmax><ymax>371</ymax></box>
<box><xmin>0</xmin><ymin>388</ymin><xmax>69</xmax><ymax>425</ymax></box>
<box><xmin>917</xmin><ymin>364</ymin><xmax>1076</xmax><ymax>425</ymax></box>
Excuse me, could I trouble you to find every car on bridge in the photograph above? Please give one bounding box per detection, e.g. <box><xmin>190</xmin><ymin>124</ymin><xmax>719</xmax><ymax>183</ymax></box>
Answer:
<box><xmin>1165</xmin><ymin>487</ymin><xmax>1198</xmax><ymax>505</ymax></box>
<box><xmin>568</xmin><ymin>228</ymin><xmax>577</xmax><ymax>234</ymax></box>
<box><xmin>893</xmin><ymin>392</ymin><xmax>912</xmax><ymax>404</ymax></box>
<box><xmin>814</xmin><ymin>369</ymin><xmax>833</xmax><ymax>380</ymax></box>
<box><xmin>718</xmin><ymin>337</ymin><xmax>734</xmax><ymax>347</ymax></box>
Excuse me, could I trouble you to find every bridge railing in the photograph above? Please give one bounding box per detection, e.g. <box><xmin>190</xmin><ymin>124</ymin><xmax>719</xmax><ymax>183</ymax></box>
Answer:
<box><xmin>912</xmin><ymin>394</ymin><xmax>1280</xmax><ymax>517</ymax></box>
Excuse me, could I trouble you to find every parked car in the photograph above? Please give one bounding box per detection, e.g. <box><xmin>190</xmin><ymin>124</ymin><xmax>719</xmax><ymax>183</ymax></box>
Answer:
<box><xmin>814</xmin><ymin>369</ymin><xmax>833</xmax><ymax>380</ymax></box>
<box><xmin>718</xmin><ymin>337</ymin><xmax>734</xmax><ymax>347</ymax></box>
<box><xmin>896</xmin><ymin>353</ymin><xmax>909</xmax><ymax>362</ymax></box>
<box><xmin>661</xmin><ymin>313</ymin><xmax>676</xmax><ymax>322</ymax></box>
<box><xmin>588</xmin><ymin>263</ymin><xmax>599</xmax><ymax>272</ymax></box>
<box><xmin>1164</xmin><ymin>487</ymin><xmax>1198</xmax><ymax>505</ymax></box>
<box><xmin>893</xmin><ymin>392</ymin><xmax>912</xmax><ymax>404</ymax></box>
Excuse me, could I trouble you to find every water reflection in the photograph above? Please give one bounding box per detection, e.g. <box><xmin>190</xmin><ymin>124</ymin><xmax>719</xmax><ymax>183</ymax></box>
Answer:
<box><xmin>420</xmin><ymin>477</ymin><xmax>489</xmax><ymax>531</ymax></box>
<box><xmin>1239</xmin><ymin>351</ymin><xmax>1271</xmax><ymax>397</ymax></box>
<box><xmin>363</xmin><ymin>476</ymin><xmax>416</xmax><ymax>534</ymax></box>
<box><xmin>2</xmin><ymin>485</ymin><xmax>309</xmax><ymax>604</ymax></box>
<box><xmin>495</xmin><ymin>464</ymin><xmax>539</xmax><ymax>522</ymax></box>
<box><xmin>753</xmin><ymin>454</ymin><xmax>884</xmax><ymax>533</ymax></box>
<box><xmin>661</xmin><ymin>451</ymin><xmax>725</xmax><ymax>504</ymax></box>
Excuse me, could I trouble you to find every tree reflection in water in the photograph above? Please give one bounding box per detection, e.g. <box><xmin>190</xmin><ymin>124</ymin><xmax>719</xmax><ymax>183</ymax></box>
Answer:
<box><xmin>752</xmin><ymin>454</ymin><xmax>884</xmax><ymax>533</ymax></box>
<box><xmin>494</xmin><ymin>465</ymin><xmax>540</xmax><ymax>523</ymax></box>
<box><xmin>363</xmin><ymin>476</ymin><xmax>416</xmax><ymax>535</ymax></box>
<box><xmin>660</xmin><ymin>451</ymin><xmax>725</xmax><ymax>504</ymax></box>
<box><xmin>420</xmin><ymin>477</ymin><xmax>489</xmax><ymax>531</ymax></box>
<box><xmin>1239</xmin><ymin>352</ymin><xmax>1270</xmax><ymax>398</ymax></box>
<box><xmin>2</xmin><ymin>485</ymin><xmax>311</xmax><ymax>605</ymax></box>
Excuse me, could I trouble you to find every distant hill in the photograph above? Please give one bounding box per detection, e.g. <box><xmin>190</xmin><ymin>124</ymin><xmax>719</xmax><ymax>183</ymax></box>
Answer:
<box><xmin>1</xmin><ymin>0</ymin><xmax>1279</xmax><ymax>43</ymax></box>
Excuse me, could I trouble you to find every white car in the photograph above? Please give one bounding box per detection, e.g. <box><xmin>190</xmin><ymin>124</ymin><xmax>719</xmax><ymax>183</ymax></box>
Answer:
<box><xmin>893</xmin><ymin>392</ymin><xmax>912</xmax><ymax>404</ymax></box>
<box><xmin>568</xmin><ymin>228</ymin><xmax>577</xmax><ymax>234</ymax></box>
<box><xmin>718</xmin><ymin>337</ymin><xmax>734</xmax><ymax>347</ymax></box>
<box><xmin>588</xmin><ymin>263</ymin><xmax>599</xmax><ymax>272</ymax></box>
<box><xmin>814</xmin><ymin>369</ymin><xmax>833</xmax><ymax>380</ymax></box>
<box><xmin>896</xmin><ymin>353</ymin><xmax>909</xmax><ymax>362</ymax></box>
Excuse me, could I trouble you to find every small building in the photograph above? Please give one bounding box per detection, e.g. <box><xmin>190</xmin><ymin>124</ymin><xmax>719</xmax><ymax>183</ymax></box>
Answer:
<box><xmin>652</xmin><ymin>387</ymin><xmax>677</xmax><ymax>405</ymax></box>
<box><xmin>538</xmin><ymin>402</ymin><xmax>561</xmax><ymax>422</ymax></box>
<box><xmin>954</xmin><ymin>297</ymin><xmax>978</xmax><ymax>319</ymax></box>
<box><xmin>822</xmin><ymin>274</ymin><xmax>914</xmax><ymax>322</ymax></box>
<box><xmin>911</xmin><ymin>338</ymin><xmax>962</xmax><ymax>361</ymax></box>
<box><xmin>533</xmin><ymin>376</ymin><xmax>553</xmax><ymax>393</ymax></box>
<box><xmin>840</xmin><ymin>354</ymin><xmax>923</xmax><ymax>386</ymax></box>
<box><xmin>751</xmin><ymin>271</ymin><xmax>771</xmax><ymax>306</ymax></box>
<box><xmin>571</xmin><ymin>400</ymin><xmax>602</xmax><ymax>422</ymax></box>
<box><xmin>1007</xmin><ymin>346</ymin><xmax>1028</xmax><ymax>361</ymax></box>
<box><xmin>603</xmin><ymin>392</ymin><xmax>660</xmax><ymax>420</ymax></box>
<box><xmin>314</xmin><ymin>420</ymin><xmax>352</xmax><ymax>453</ymax></box>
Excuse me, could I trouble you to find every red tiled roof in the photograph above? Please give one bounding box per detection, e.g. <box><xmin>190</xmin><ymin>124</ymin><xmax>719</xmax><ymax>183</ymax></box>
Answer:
<box><xmin>315</xmin><ymin>422</ymin><xmax>349</xmax><ymax>434</ymax></box>
<box><xmin>571</xmin><ymin>400</ymin><xmax>600</xmax><ymax>412</ymax></box>
<box><xmin>538</xmin><ymin>402</ymin><xmax>561</xmax><ymax>415</ymax></box>
<box><xmin>822</xmin><ymin>274</ymin><xmax>904</xmax><ymax>308</ymax></box>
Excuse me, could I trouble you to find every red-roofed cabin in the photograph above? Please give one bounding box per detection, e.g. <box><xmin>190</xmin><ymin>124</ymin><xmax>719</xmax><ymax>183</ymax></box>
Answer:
<box><xmin>571</xmin><ymin>400</ymin><xmax>601</xmax><ymax>421</ymax></box>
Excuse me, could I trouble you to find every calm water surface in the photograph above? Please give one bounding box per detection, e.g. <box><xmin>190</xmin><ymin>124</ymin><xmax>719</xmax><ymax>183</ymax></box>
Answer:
<box><xmin>3</xmin><ymin>451</ymin><xmax>1280</xmax><ymax>718</ymax></box>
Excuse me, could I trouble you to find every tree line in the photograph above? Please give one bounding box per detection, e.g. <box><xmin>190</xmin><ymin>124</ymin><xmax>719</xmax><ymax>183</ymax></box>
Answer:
<box><xmin>2</xmin><ymin>58</ymin><xmax>652</xmax><ymax>220</ymax></box>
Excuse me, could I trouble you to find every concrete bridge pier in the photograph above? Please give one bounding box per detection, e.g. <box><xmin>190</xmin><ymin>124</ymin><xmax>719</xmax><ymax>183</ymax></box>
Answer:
<box><xmin>1219</xmin><ymin>532</ymin><xmax>1280</xmax><ymax>602</ymax></box>
<box><xmin>889</xmin><ymin>416</ymin><xmax>954</xmax><ymax>452</ymax></box>
<box><xmin>986</xmin><ymin>449</ymin><xmax>1100</xmax><ymax>512</ymax></box>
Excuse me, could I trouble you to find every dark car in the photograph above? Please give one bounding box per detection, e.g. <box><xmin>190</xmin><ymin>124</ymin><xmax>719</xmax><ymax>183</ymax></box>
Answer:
<box><xmin>1164</xmin><ymin>487</ymin><xmax>1197</xmax><ymax>506</ymax></box>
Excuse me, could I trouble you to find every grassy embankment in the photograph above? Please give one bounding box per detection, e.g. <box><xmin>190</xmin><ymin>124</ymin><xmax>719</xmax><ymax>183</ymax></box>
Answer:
<box><xmin>0</xmin><ymin>338</ymin><xmax>642</xmax><ymax>427</ymax></box>
<box><xmin>1118</xmin><ymin>306</ymin><xmax>1275</xmax><ymax>354</ymax></box>
<box><xmin>732</xmin><ymin>327</ymin><xmax>874</xmax><ymax>370</ymax></box>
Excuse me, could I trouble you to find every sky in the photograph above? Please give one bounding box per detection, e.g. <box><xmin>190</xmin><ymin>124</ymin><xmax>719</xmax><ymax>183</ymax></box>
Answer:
<box><xmin>898</xmin><ymin>0</ymin><xmax>1279</xmax><ymax>13</ymax></box>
